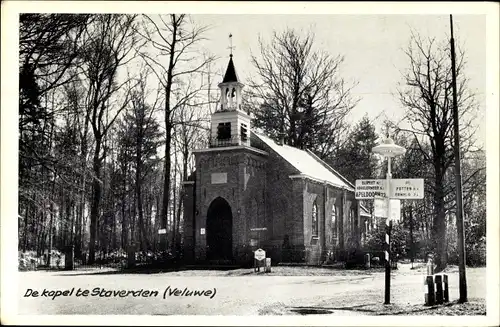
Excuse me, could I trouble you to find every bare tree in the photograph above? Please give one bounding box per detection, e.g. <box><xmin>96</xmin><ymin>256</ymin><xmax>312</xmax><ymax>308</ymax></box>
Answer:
<box><xmin>124</xmin><ymin>70</ymin><xmax>163</xmax><ymax>252</ymax></box>
<box><xmin>396</xmin><ymin>31</ymin><xmax>480</xmax><ymax>271</ymax></box>
<box><xmin>138</xmin><ymin>14</ymin><xmax>215</xmax><ymax>253</ymax></box>
<box><xmin>80</xmin><ymin>14</ymin><xmax>141</xmax><ymax>264</ymax></box>
<box><xmin>19</xmin><ymin>14</ymin><xmax>92</xmax><ymax>132</ymax></box>
<box><xmin>246</xmin><ymin>28</ymin><xmax>358</xmax><ymax>159</ymax></box>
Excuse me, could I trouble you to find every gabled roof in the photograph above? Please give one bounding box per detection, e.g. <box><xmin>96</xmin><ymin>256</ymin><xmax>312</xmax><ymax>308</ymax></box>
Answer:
<box><xmin>253</xmin><ymin>132</ymin><xmax>354</xmax><ymax>191</ymax></box>
<box><xmin>222</xmin><ymin>56</ymin><xmax>239</xmax><ymax>83</ymax></box>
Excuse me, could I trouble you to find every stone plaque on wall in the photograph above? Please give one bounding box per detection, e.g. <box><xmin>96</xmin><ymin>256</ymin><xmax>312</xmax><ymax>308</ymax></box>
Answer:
<box><xmin>211</xmin><ymin>172</ymin><xmax>227</xmax><ymax>184</ymax></box>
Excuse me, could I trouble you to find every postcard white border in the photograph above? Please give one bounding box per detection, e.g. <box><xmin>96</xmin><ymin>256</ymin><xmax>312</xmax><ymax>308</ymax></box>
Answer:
<box><xmin>1</xmin><ymin>1</ymin><xmax>498</xmax><ymax>326</ymax></box>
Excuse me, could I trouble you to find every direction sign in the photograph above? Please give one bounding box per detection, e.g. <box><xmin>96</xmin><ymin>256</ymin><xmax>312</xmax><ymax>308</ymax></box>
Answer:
<box><xmin>374</xmin><ymin>197</ymin><xmax>401</xmax><ymax>221</ymax></box>
<box><xmin>390</xmin><ymin>179</ymin><xmax>424</xmax><ymax>199</ymax></box>
<box><xmin>158</xmin><ymin>228</ymin><xmax>167</xmax><ymax>235</ymax></box>
<box><xmin>390</xmin><ymin>199</ymin><xmax>401</xmax><ymax>221</ymax></box>
<box><xmin>355</xmin><ymin>179</ymin><xmax>386</xmax><ymax>199</ymax></box>
<box><xmin>254</xmin><ymin>248</ymin><xmax>266</xmax><ymax>261</ymax></box>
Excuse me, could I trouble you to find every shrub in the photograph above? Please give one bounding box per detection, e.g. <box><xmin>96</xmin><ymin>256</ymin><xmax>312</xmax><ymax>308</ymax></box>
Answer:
<box><xmin>447</xmin><ymin>222</ymin><xmax>486</xmax><ymax>267</ymax></box>
<box><xmin>363</xmin><ymin>223</ymin><xmax>408</xmax><ymax>259</ymax></box>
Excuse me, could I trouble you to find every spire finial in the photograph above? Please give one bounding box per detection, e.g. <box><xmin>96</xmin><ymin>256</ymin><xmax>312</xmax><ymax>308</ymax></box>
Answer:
<box><xmin>228</xmin><ymin>33</ymin><xmax>235</xmax><ymax>57</ymax></box>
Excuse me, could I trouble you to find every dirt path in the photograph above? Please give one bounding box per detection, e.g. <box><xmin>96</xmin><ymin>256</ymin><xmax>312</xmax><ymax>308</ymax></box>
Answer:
<box><xmin>17</xmin><ymin>264</ymin><xmax>486</xmax><ymax>315</ymax></box>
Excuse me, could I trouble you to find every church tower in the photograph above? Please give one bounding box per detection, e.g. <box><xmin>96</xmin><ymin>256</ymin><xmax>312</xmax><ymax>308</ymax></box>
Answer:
<box><xmin>210</xmin><ymin>51</ymin><xmax>251</xmax><ymax>147</ymax></box>
<box><xmin>184</xmin><ymin>34</ymin><xmax>269</xmax><ymax>265</ymax></box>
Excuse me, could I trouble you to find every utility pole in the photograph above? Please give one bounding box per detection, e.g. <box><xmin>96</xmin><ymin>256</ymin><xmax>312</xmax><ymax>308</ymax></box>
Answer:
<box><xmin>450</xmin><ymin>14</ymin><xmax>468</xmax><ymax>303</ymax></box>
<box><xmin>409</xmin><ymin>202</ymin><xmax>414</xmax><ymax>269</ymax></box>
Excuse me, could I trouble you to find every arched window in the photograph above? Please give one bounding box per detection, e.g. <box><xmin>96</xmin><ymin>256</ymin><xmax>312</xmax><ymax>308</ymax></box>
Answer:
<box><xmin>350</xmin><ymin>208</ymin><xmax>356</xmax><ymax>232</ymax></box>
<box><xmin>331</xmin><ymin>204</ymin><xmax>337</xmax><ymax>243</ymax></box>
<box><xmin>312</xmin><ymin>201</ymin><xmax>318</xmax><ymax>237</ymax></box>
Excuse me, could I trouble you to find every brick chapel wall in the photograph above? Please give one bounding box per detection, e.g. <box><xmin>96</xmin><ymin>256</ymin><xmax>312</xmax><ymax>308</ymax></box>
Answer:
<box><xmin>256</xmin><ymin>140</ymin><xmax>305</xmax><ymax>263</ymax></box>
<box><xmin>263</xmin><ymin>145</ymin><xmax>300</xmax><ymax>243</ymax></box>
<box><xmin>193</xmin><ymin>148</ymin><xmax>267</xmax><ymax>263</ymax></box>
<box><xmin>237</xmin><ymin>152</ymin><xmax>268</xmax><ymax>262</ymax></box>
<box><xmin>182</xmin><ymin>183</ymin><xmax>195</xmax><ymax>263</ymax></box>
<box><xmin>302</xmin><ymin>182</ymin><xmax>362</xmax><ymax>265</ymax></box>
<box><xmin>344</xmin><ymin>192</ymin><xmax>361</xmax><ymax>250</ymax></box>
<box><xmin>302</xmin><ymin>181</ymin><xmax>325</xmax><ymax>265</ymax></box>
<box><xmin>324</xmin><ymin>187</ymin><xmax>344</xmax><ymax>258</ymax></box>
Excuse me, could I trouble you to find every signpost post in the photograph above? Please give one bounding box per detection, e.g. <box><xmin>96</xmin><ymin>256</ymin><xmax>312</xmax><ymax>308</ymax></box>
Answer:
<box><xmin>356</xmin><ymin>140</ymin><xmax>425</xmax><ymax>305</ymax></box>
<box><xmin>370</xmin><ymin>138</ymin><xmax>406</xmax><ymax>305</ymax></box>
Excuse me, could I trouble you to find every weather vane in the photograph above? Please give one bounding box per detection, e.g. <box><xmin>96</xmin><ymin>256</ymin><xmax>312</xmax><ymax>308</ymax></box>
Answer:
<box><xmin>228</xmin><ymin>33</ymin><xmax>235</xmax><ymax>57</ymax></box>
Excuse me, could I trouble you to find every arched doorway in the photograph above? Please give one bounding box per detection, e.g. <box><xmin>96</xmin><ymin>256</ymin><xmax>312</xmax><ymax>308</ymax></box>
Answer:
<box><xmin>206</xmin><ymin>197</ymin><xmax>233</xmax><ymax>260</ymax></box>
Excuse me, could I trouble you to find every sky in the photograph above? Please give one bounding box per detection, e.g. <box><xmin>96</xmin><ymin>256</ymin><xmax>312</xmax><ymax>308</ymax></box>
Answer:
<box><xmin>190</xmin><ymin>14</ymin><xmax>486</xmax><ymax>145</ymax></box>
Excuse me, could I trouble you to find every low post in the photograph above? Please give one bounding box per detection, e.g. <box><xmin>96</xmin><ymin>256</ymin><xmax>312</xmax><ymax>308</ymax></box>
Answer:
<box><xmin>265</xmin><ymin>258</ymin><xmax>271</xmax><ymax>273</ymax></box>
<box><xmin>435</xmin><ymin>275</ymin><xmax>444</xmax><ymax>304</ymax></box>
<box><xmin>365</xmin><ymin>253</ymin><xmax>371</xmax><ymax>269</ymax></box>
<box><xmin>443</xmin><ymin>274</ymin><xmax>449</xmax><ymax>303</ymax></box>
<box><xmin>64</xmin><ymin>245</ymin><xmax>74</xmax><ymax>271</ymax></box>
<box><xmin>426</xmin><ymin>255</ymin><xmax>434</xmax><ymax>275</ymax></box>
<box><xmin>425</xmin><ymin>275</ymin><xmax>436</xmax><ymax>306</ymax></box>
<box><xmin>254</xmin><ymin>258</ymin><xmax>260</xmax><ymax>272</ymax></box>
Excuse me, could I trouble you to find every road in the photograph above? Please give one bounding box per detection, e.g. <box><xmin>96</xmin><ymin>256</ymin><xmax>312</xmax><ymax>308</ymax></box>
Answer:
<box><xmin>17</xmin><ymin>264</ymin><xmax>486</xmax><ymax>315</ymax></box>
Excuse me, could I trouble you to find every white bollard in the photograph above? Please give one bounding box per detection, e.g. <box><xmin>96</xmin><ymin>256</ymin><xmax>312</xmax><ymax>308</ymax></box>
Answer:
<box><xmin>265</xmin><ymin>258</ymin><xmax>271</xmax><ymax>273</ymax></box>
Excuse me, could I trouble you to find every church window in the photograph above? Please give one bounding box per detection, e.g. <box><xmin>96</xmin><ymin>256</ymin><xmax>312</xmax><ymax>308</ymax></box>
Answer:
<box><xmin>217</xmin><ymin>122</ymin><xmax>231</xmax><ymax>140</ymax></box>
<box><xmin>312</xmin><ymin>201</ymin><xmax>318</xmax><ymax>237</ymax></box>
<box><xmin>331</xmin><ymin>204</ymin><xmax>337</xmax><ymax>243</ymax></box>
<box><xmin>240</xmin><ymin>123</ymin><xmax>248</xmax><ymax>141</ymax></box>
<box><xmin>350</xmin><ymin>208</ymin><xmax>356</xmax><ymax>232</ymax></box>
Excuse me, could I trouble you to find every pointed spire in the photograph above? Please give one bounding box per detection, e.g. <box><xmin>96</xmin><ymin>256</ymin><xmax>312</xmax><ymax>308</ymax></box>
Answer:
<box><xmin>222</xmin><ymin>56</ymin><xmax>239</xmax><ymax>83</ymax></box>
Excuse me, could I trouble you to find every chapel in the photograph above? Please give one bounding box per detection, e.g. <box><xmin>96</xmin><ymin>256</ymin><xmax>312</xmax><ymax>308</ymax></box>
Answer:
<box><xmin>182</xmin><ymin>54</ymin><xmax>371</xmax><ymax>266</ymax></box>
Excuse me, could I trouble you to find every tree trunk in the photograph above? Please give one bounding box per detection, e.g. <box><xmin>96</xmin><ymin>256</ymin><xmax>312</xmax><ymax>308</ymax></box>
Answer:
<box><xmin>121</xmin><ymin>188</ymin><xmax>127</xmax><ymax>250</ymax></box>
<box><xmin>23</xmin><ymin>205</ymin><xmax>29</xmax><ymax>252</ymax></box>
<box><xmin>88</xmin><ymin>141</ymin><xmax>102</xmax><ymax>265</ymax></box>
<box><xmin>161</xmin><ymin>124</ymin><xmax>172</xmax><ymax>251</ymax></box>
<box><xmin>159</xmin><ymin>15</ymin><xmax>179</xmax><ymax>255</ymax></box>
<box><xmin>432</xmin><ymin>173</ymin><xmax>448</xmax><ymax>272</ymax></box>
<box><xmin>409</xmin><ymin>203</ymin><xmax>414</xmax><ymax>264</ymax></box>
<box><xmin>136</xmin><ymin>146</ymin><xmax>148</xmax><ymax>252</ymax></box>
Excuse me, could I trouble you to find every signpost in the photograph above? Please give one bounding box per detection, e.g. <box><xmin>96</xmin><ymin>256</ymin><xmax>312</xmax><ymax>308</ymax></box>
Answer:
<box><xmin>254</xmin><ymin>248</ymin><xmax>266</xmax><ymax>272</ymax></box>
<box><xmin>250</xmin><ymin>227</ymin><xmax>267</xmax><ymax>231</ymax></box>
<box><xmin>254</xmin><ymin>249</ymin><xmax>266</xmax><ymax>261</ymax></box>
<box><xmin>355</xmin><ymin>179</ymin><xmax>386</xmax><ymax>199</ymax></box>
<box><xmin>357</xmin><ymin>173</ymin><xmax>425</xmax><ymax>305</ymax></box>
<box><xmin>374</xmin><ymin>197</ymin><xmax>401</xmax><ymax>222</ymax></box>
<box><xmin>370</xmin><ymin>138</ymin><xmax>406</xmax><ymax>305</ymax></box>
<box><xmin>158</xmin><ymin>228</ymin><xmax>167</xmax><ymax>235</ymax></box>
<box><xmin>356</xmin><ymin>178</ymin><xmax>424</xmax><ymax>200</ymax></box>
<box><xmin>390</xmin><ymin>179</ymin><xmax>424</xmax><ymax>199</ymax></box>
